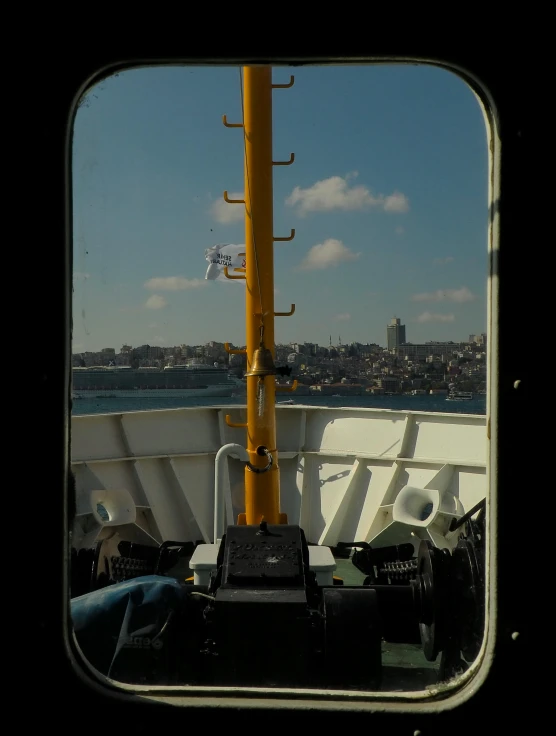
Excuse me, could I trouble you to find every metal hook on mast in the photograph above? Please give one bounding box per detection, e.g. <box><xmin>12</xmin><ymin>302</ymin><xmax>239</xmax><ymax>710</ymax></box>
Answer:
<box><xmin>223</xmin><ymin>191</ymin><xmax>245</xmax><ymax>204</ymax></box>
<box><xmin>275</xmin><ymin>304</ymin><xmax>295</xmax><ymax>317</ymax></box>
<box><xmin>272</xmin><ymin>76</ymin><xmax>295</xmax><ymax>89</ymax></box>
<box><xmin>274</xmin><ymin>229</ymin><xmax>296</xmax><ymax>242</ymax></box>
<box><xmin>222</xmin><ymin>115</ymin><xmax>243</xmax><ymax>128</ymax></box>
<box><xmin>272</xmin><ymin>153</ymin><xmax>295</xmax><ymax>166</ymax></box>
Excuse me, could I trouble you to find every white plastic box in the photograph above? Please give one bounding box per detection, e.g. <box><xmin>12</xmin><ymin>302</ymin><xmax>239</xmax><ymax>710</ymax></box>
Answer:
<box><xmin>189</xmin><ymin>543</ymin><xmax>219</xmax><ymax>585</ymax></box>
<box><xmin>308</xmin><ymin>545</ymin><xmax>336</xmax><ymax>586</ymax></box>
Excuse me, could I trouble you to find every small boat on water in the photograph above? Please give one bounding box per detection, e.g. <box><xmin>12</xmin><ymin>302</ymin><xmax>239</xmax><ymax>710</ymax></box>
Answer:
<box><xmin>446</xmin><ymin>390</ymin><xmax>474</xmax><ymax>401</ymax></box>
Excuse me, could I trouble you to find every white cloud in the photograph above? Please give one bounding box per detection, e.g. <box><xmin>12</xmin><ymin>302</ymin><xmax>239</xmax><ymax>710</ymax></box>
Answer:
<box><xmin>298</xmin><ymin>239</ymin><xmax>360</xmax><ymax>270</ymax></box>
<box><xmin>411</xmin><ymin>286</ymin><xmax>476</xmax><ymax>303</ymax></box>
<box><xmin>144</xmin><ymin>277</ymin><xmax>207</xmax><ymax>291</ymax></box>
<box><xmin>145</xmin><ymin>294</ymin><xmax>167</xmax><ymax>310</ymax></box>
<box><xmin>395</xmin><ymin>226</ymin><xmax>405</xmax><ymax>235</ymax></box>
<box><xmin>383</xmin><ymin>192</ymin><xmax>410</xmax><ymax>213</ymax></box>
<box><xmin>416</xmin><ymin>312</ymin><xmax>455</xmax><ymax>323</ymax></box>
<box><xmin>335</xmin><ymin>313</ymin><xmax>351</xmax><ymax>321</ymax></box>
<box><xmin>210</xmin><ymin>193</ymin><xmax>245</xmax><ymax>224</ymax></box>
<box><xmin>432</xmin><ymin>256</ymin><xmax>455</xmax><ymax>266</ymax></box>
<box><xmin>285</xmin><ymin>173</ymin><xmax>409</xmax><ymax>216</ymax></box>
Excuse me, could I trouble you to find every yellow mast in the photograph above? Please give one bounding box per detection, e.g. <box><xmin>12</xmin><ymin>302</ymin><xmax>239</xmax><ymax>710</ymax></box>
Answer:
<box><xmin>223</xmin><ymin>66</ymin><xmax>296</xmax><ymax>525</ymax></box>
<box><xmin>242</xmin><ymin>66</ymin><xmax>281</xmax><ymax>525</ymax></box>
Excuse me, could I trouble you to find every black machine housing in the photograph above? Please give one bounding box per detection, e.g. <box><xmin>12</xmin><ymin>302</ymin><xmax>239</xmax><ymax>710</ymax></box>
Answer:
<box><xmin>199</xmin><ymin>522</ymin><xmax>383</xmax><ymax>689</ymax></box>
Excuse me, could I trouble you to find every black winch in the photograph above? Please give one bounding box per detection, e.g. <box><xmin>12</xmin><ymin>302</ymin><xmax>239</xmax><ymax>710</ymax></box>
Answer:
<box><xmin>70</xmin><ymin>539</ymin><xmax>196</xmax><ymax>598</ymax></box>
<box><xmin>71</xmin><ymin>501</ymin><xmax>485</xmax><ymax>689</ymax></box>
<box><xmin>189</xmin><ymin>522</ymin><xmax>383</xmax><ymax>689</ymax></box>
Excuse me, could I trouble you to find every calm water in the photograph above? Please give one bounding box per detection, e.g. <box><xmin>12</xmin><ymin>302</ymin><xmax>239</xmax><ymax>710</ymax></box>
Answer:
<box><xmin>71</xmin><ymin>392</ymin><xmax>486</xmax><ymax>416</ymax></box>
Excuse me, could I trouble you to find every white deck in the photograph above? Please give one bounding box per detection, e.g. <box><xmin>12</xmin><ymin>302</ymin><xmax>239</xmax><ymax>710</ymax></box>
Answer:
<box><xmin>71</xmin><ymin>404</ymin><xmax>487</xmax><ymax>551</ymax></box>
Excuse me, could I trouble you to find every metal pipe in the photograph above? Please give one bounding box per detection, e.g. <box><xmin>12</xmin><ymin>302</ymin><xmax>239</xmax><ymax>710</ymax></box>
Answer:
<box><xmin>214</xmin><ymin>443</ymin><xmax>249</xmax><ymax>543</ymax></box>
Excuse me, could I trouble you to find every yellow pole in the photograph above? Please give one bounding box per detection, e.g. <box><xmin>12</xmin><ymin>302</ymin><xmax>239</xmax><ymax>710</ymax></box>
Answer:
<box><xmin>242</xmin><ymin>66</ymin><xmax>281</xmax><ymax>525</ymax></box>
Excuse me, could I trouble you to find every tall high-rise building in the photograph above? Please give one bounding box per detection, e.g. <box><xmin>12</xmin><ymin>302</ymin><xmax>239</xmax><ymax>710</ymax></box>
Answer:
<box><xmin>387</xmin><ymin>317</ymin><xmax>406</xmax><ymax>351</ymax></box>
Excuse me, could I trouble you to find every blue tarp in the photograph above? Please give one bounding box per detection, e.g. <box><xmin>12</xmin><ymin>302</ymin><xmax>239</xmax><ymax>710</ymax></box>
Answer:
<box><xmin>71</xmin><ymin>575</ymin><xmax>188</xmax><ymax>681</ymax></box>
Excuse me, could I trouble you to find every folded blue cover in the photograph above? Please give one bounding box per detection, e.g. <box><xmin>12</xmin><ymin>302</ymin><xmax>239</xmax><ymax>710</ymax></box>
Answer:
<box><xmin>71</xmin><ymin>575</ymin><xmax>188</xmax><ymax>682</ymax></box>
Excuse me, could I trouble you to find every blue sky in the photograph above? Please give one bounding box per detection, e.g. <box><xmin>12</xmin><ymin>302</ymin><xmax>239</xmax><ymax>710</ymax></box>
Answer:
<box><xmin>72</xmin><ymin>64</ymin><xmax>488</xmax><ymax>352</ymax></box>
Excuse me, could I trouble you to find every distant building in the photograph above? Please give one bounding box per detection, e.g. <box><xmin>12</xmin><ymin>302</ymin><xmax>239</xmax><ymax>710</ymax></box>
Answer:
<box><xmin>377</xmin><ymin>376</ymin><xmax>401</xmax><ymax>392</ymax></box>
<box><xmin>387</xmin><ymin>317</ymin><xmax>406</xmax><ymax>351</ymax></box>
<box><xmin>395</xmin><ymin>343</ymin><xmax>464</xmax><ymax>360</ymax></box>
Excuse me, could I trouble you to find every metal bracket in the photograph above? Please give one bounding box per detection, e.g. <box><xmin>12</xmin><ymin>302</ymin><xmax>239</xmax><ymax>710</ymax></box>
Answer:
<box><xmin>276</xmin><ymin>380</ymin><xmax>298</xmax><ymax>393</ymax></box>
<box><xmin>272</xmin><ymin>76</ymin><xmax>295</xmax><ymax>89</ymax></box>
<box><xmin>275</xmin><ymin>304</ymin><xmax>295</xmax><ymax>317</ymax></box>
<box><xmin>246</xmin><ymin>447</ymin><xmax>273</xmax><ymax>474</ymax></box>
<box><xmin>225</xmin><ymin>414</ymin><xmax>247</xmax><ymax>428</ymax></box>
<box><xmin>224</xmin><ymin>266</ymin><xmax>246</xmax><ymax>280</ymax></box>
<box><xmin>225</xmin><ymin>342</ymin><xmax>247</xmax><ymax>355</ymax></box>
<box><xmin>223</xmin><ymin>191</ymin><xmax>245</xmax><ymax>204</ymax></box>
<box><xmin>222</xmin><ymin>115</ymin><xmax>243</xmax><ymax>128</ymax></box>
<box><xmin>273</xmin><ymin>153</ymin><xmax>295</xmax><ymax>166</ymax></box>
<box><xmin>274</xmin><ymin>229</ymin><xmax>295</xmax><ymax>242</ymax></box>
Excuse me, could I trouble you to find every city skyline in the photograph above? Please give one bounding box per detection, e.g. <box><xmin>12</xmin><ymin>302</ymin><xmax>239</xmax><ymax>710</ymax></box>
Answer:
<box><xmin>72</xmin><ymin>65</ymin><xmax>488</xmax><ymax>352</ymax></box>
<box><xmin>72</xmin><ymin>323</ymin><xmax>486</xmax><ymax>355</ymax></box>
